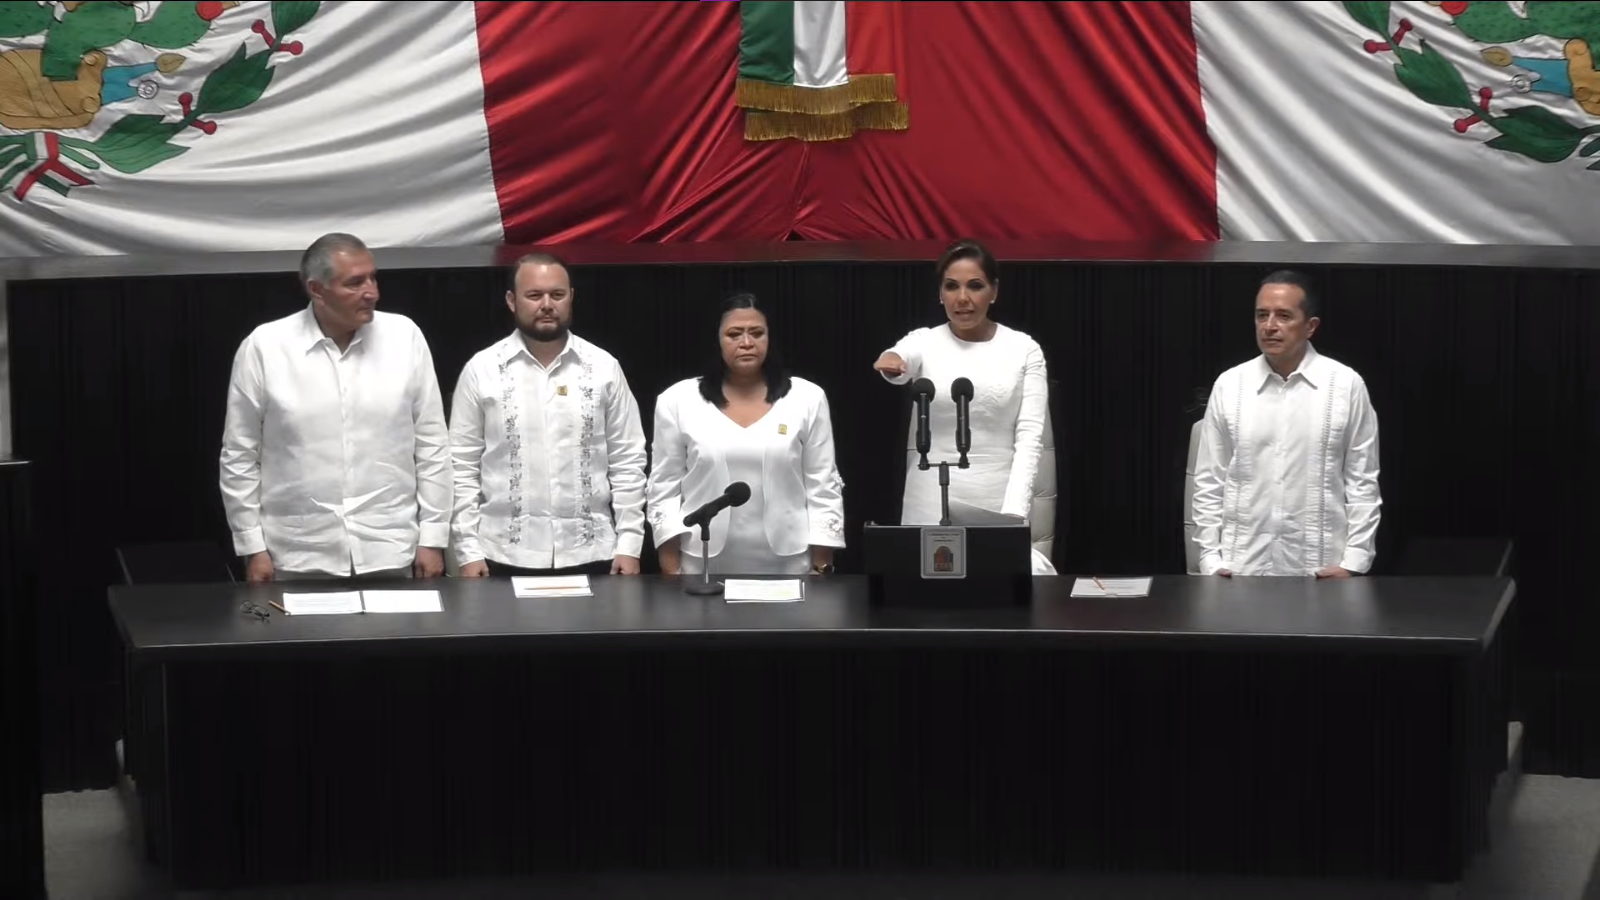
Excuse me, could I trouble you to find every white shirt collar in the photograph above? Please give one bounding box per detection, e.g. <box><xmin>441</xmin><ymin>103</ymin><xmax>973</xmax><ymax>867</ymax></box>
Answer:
<box><xmin>1255</xmin><ymin>342</ymin><xmax>1324</xmax><ymax>392</ymax></box>
<box><xmin>298</xmin><ymin>303</ymin><xmax>366</xmax><ymax>353</ymax></box>
<box><xmin>500</xmin><ymin>329</ymin><xmax>585</xmax><ymax>369</ymax></box>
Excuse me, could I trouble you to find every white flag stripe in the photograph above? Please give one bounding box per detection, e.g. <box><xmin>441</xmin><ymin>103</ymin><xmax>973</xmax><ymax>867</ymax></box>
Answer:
<box><xmin>792</xmin><ymin>0</ymin><xmax>848</xmax><ymax>89</ymax></box>
<box><xmin>0</xmin><ymin>2</ymin><xmax>502</xmax><ymax>257</ymax></box>
<box><xmin>1195</xmin><ymin>1</ymin><xmax>1600</xmax><ymax>245</ymax></box>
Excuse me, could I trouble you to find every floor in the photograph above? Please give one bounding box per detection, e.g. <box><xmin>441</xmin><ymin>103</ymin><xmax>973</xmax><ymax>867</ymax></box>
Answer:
<box><xmin>41</xmin><ymin>725</ymin><xmax>1600</xmax><ymax>899</ymax></box>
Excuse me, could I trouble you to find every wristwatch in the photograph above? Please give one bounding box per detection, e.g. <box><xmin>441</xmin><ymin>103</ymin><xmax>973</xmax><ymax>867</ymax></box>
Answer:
<box><xmin>811</xmin><ymin>562</ymin><xmax>835</xmax><ymax>576</ymax></box>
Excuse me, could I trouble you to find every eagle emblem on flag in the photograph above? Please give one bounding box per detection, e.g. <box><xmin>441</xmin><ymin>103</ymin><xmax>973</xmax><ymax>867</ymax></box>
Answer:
<box><xmin>1347</xmin><ymin>1</ymin><xmax>1600</xmax><ymax>167</ymax></box>
<box><xmin>0</xmin><ymin>0</ymin><xmax>318</xmax><ymax>201</ymax></box>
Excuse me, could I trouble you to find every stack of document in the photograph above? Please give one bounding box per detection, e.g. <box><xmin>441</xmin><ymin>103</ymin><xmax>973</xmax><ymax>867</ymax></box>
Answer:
<box><xmin>512</xmin><ymin>575</ymin><xmax>593</xmax><ymax>598</ymax></box>
<box><xmin>281</xmin><ymin>590</ymin><xmax>443</xmax><ymax>615</ymax></box>
<box><xmin>1069</xmin><ymin>577</ymin><xmax>1153</xmax><ymax>598</ymax></box>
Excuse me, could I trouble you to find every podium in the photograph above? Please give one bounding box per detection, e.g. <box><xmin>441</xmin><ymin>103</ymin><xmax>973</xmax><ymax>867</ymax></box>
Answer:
<box><xmin>862</xmin><ymin>522</ymin><xmax>1033</xmax><ymax>610</ymax></box>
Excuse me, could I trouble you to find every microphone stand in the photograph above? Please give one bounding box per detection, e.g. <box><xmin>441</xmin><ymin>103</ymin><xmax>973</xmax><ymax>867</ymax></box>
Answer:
<box><xmin>682</xmin><ymin>516</ymin><xmax>724</xmax><ymax>596</ymax></box>
<box><xmin>944</xmin><ymin>387</ymin><xmax>970</xmax><ymax>523</ymax></box>
<box><xmin>938</xmin><ymin>461</ymin><xmax>952</xmax><ymax>526</ymax></box>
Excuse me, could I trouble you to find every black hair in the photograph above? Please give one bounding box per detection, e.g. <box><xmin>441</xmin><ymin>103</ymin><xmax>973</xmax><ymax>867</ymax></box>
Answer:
<box><xmin>1259</xmin><ymin>269</ymin><xmax>1319</xmax><ymax>320</ymax></box>
<box><xmin>697</xmin><ymin>292</ymin><xmax>792</xmax><ymax>408</ymax></box>
<box><xmin>935</xmin><ymin>238</ymin><xmax>999</xmax><ymax>286</ymax></box>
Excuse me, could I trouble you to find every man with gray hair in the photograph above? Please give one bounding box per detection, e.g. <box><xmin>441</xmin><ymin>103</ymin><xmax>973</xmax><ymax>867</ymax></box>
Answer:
<box><xmin>219</xmin><ymin>232</ymin><xmax>451</xmax><ymax>583</ymax></box>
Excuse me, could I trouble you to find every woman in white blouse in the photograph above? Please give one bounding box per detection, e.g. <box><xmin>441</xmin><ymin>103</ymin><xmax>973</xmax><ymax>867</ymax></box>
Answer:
<box><xmin>648</xmin><ymin>293</ymin><xmax>846</xmax><ymax>577</ymax></box>
<box><xmin>872</xmin><ymin>238</ymin><xmax>1051</xmax><ymax>528</ymax></box>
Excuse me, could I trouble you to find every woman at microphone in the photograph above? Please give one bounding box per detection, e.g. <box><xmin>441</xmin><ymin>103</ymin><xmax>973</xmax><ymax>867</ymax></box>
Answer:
<box><xmin>648</xmin><ymin>292</ymin><xmax>846</xmax><ymax>577</ymax></box>
<box><xmin>872</xmin><ymin>238</ymin><xmax>1050</xmax><ymax>528</ymax></box>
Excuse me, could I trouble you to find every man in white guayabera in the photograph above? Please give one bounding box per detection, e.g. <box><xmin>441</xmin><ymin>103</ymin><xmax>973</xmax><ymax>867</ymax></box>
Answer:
<box><xmin>1191</xmin><ymin>269</ymin><xmax>1382</xmax><ymax>578</ymax></box>
<box><xmin>219</xmin><ymin>232</ymin><xmax>451</xmax><ymax>583</ymax></box>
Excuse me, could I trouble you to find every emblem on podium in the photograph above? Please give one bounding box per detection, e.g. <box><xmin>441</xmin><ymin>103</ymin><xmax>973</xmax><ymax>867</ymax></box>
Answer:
<box><xmin>920</xmin><ymin>527</ymin><xmax>966</xmax><ymax>579</ymax></box>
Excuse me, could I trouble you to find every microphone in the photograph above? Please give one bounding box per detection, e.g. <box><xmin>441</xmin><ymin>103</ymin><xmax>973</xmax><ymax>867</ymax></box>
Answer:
<box><xmin>682</xmin><ymin>481</ymin><xmax>752</xmax><ymax>529</ymax></box>
<box><xmin>952</xmin><ymin>377</ymin><xmax>973</xmax><ymax>468</ymax></box>
<box><xmin>913</xmin><ymin>377</ymin><xmax>936</xmax><ymax>470</ymax></box>
<box><xmin>681</xmin><ymin>482</ymin><xmax>752</xmax><ymax>597</ymax></box>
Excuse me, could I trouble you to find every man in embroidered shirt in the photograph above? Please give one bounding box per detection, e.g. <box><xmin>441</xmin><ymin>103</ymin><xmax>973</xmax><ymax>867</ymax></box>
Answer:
<box><xmin>1191</xmin><ymin>270</ymin><xmax>1382</xmax><ymax>578</ymax></box>
<box><xmin>449</xmin><ymin>252</ymin><xmax>649</xmax><ymax>577</ymax></box>
<box><xmin>219</xmin><ymin>233</ymin><xmax>452</xmax><ymax>583</ymax></box>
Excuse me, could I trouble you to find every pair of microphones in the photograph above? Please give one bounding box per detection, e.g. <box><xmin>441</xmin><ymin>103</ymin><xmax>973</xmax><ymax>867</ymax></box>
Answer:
<box><xmin>912</xmin><ymin>377</ymin><xmax>972</xmax><ymax>471</ymax></box>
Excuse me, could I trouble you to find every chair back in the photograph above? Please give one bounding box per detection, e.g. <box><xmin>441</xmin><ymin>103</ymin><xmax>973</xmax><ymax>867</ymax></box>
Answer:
<box><xmin>1183</xmin><ymin>420</ymin><xmax>1203</xmax><ymax>575</ymax></box>
<box><xmin>1030</xmin><ymin>378</ymin><xmax>1061</xmax><ymax>562</ymax></box>
<box><xmin>1392</xmin><ymin>537</ymin><xmax>1514</xmax><ymax>577</ymax></box>
<box><xmin>115</xmin><ymin>540</ymin><xmax>236</xmax><ymax>585</ymax></box>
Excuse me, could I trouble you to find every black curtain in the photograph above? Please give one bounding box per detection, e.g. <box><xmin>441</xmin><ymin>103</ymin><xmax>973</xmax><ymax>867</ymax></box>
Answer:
<box><xmin>0</xmin><ymin>460</ymin><xmax>44</xmax><ymax>898</ymax></box>
<box><xmin>11</xmin><ymin>258</ymin><xmax>1600</xmax><ymax>788</ymax></box>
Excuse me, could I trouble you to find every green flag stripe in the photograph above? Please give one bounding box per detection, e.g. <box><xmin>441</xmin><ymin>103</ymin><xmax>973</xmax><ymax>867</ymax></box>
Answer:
<box><xmin>739</xmin><ymin>1</ymin><xmax>795</xmax><ymax>85</ymax></box>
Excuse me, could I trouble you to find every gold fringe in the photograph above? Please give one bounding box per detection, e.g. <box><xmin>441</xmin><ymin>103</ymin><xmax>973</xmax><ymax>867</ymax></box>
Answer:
<box><xmin>735</xmin><ymin>73</ymin><xmax>900</xmax><ymax>116</ymax></box>
<box><xmin>744</xmin><ymin>101</ymin><xmax>910</xmax><ymax>142</ymax></box>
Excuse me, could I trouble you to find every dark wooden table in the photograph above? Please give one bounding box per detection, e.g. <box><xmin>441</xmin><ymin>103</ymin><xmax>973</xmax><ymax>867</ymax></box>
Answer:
<box><xmin>110</xmin><ymin>574</ymin><xmax>1514</xmax><ymax>892</ymax></box>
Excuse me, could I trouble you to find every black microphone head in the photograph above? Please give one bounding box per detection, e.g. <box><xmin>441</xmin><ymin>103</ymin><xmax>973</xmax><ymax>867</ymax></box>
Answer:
<box><xmin>726</xmin><ymin>482</ymin><xmax>752</xmax><ymax>506</ymax></box>
<box><xmin>952</xmin><ymin>377</ymin><xmax>974</xmax><ymax>401</ymax></box>
<box><xmin>912</xmin><ymin>377</ymin><xmax>936</xmax><ymax>399</ymax></box>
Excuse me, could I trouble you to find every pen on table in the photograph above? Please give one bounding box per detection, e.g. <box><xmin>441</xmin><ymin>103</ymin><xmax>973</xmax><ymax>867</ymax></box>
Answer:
<box><xmin>268</xmin><ymin>600</ymin><xmax>287</xmax><ymax>614</ymax></box>
<box><xmin>1092</xmin><ymin>576</ymin><xmax>1107</xmax><ymax>592</ymax></box>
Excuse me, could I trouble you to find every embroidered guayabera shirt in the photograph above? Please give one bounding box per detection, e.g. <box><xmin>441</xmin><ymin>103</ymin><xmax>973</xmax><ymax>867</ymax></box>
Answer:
<box><xmin>1191</xmin><ymin>344</ymin><xmax>1382</xmax><ymax>577</ymax></box>
<box><xmin>448</xmin><ymin>331</ymin><xmax>648</xmax><ymax>569</ymax></box>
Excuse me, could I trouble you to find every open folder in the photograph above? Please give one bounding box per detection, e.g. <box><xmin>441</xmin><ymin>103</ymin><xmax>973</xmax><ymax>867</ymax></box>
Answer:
<box><xmin>947</xmin><ymin>500</ymin><xmax>1026</xmax><ymax>526</ymax></box>
<box><xmin>280</xmin><ymin>590</ymin><xmax>443</xmax><ymax>615</ymax></box>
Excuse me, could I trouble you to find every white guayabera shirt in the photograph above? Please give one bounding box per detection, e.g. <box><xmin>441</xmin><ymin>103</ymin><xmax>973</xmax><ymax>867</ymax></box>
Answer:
<box><xmin>219</xmin><ymin>307</ymin><xmax>452</xmax><ymax>576</ymax></box>
<box><xmin>448</xmin><ymin>331</ymin><xmax>648</xmax><ymax>570</ymax></box>
<box><xmin>1191</xmin><ymin>344</ymin><xmax>1382</xmax><ymax>577</ymax></box>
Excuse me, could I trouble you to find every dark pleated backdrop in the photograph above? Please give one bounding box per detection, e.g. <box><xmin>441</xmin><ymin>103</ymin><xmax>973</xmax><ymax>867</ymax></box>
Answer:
<box><xmin>9</xmin><ymin>258</ymin><xmax>1600</xmax><ymax>790</ymax></box>
<box><xmin>0</xmin><ymin>460</ymin><xmax>44</xmax><ymax>898</ymax></box>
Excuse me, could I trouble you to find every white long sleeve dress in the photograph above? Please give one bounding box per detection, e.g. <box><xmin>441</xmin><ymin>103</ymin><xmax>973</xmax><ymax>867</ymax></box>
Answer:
<box><xmin>879</xmin><ymin>323</ymin><xmax>1050</xmax><ymax>525</ymax></box>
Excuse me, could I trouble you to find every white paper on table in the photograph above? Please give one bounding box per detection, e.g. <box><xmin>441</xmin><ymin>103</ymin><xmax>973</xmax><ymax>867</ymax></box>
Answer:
<box><xmin>512</xmin><ymin>575</ymin><xmax>593</xmax><ymax>598</ymax></box>
<box><xmin>723</xmin><ymin>579</ymin><xmax>805</xmax><ymax>603</ymax></box>
<box><xmin>1069</xmin><ymin>577</ymin><xmax>1153</xmax><ymax>598</ymax></box>
<box><xmin>360</xmin><ymin>590</ymin><xmax>443</xmax><ymax>613</ymax></box>
<box><xmin>281</xmin><ymin>591</ymin><xmax>364</xmax><ymax>615</ymax></box>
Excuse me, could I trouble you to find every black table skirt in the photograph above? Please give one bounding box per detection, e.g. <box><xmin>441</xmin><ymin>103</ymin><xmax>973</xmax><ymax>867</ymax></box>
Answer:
<box><xmin>112</xmin><ymin>574</ymin><xmax>1513</xmax><ymax>891</ymax></box>
<box><xmin>135</xmin><ymin>638</ymin><xmax>1506</xmax><ymax>890</ymax></box>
